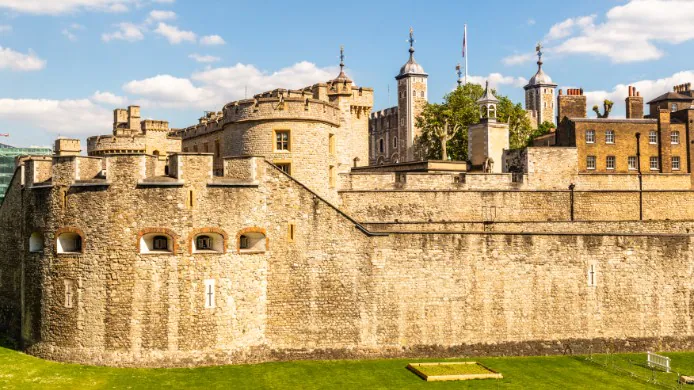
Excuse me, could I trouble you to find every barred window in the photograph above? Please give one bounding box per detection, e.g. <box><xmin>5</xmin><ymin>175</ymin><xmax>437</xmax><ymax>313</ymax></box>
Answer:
<box><xmin>587</xmin><ymin>156</ymin><xmax>596</xmax><ymax>170</ymax></box>
<box><xmin>606</xmin><ymin>156</ymin><xmax>615</xmax><ymax>170</ymax></box>
<box><xmin>650</xmin><ymin>156</ymin><xmax>659</xmax><ymax>170</ymax></box>
<box><xmin>649</xmin><ymin>131</ymin><xmax>657</xmax><ymax>144</ymax></box>
<box><xmin>605</xmin><ymin>130</ymin><xmax>615</xmax><ymax>144</ymax></box>
<box><xmin>586</xmin><ymin>130</ymin><xmax>595</xmax><ymax>143</ymax></box>
<box><xmin>671</xmin><ymin>131</ymin><xmax>680</xmax><ymax>144</ymax></box>
<box><xmin>672</xmin><ymin>156</ymin><xmax>681</xmax><ymax>171</ymax></box>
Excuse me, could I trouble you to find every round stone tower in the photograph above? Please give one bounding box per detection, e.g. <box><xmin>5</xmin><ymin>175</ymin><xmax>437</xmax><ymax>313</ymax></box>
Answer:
<box><xmin>396</xmin><ymin>28</ymin><xmax>428</xmax><ymax>161</ymax></box>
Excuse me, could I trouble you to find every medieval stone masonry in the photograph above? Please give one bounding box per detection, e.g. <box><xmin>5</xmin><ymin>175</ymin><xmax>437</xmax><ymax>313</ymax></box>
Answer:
<box><xmin>4</xmin><ymin>44</ymin><xmax>694</xmax><ymax>369</ymax></box>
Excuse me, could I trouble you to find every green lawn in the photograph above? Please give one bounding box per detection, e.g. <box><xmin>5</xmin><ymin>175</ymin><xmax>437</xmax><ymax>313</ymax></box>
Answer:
<box><xmin>1</xmin><ymin>346</ymin><xmax>692</xmax><ymax>389</ymax></box>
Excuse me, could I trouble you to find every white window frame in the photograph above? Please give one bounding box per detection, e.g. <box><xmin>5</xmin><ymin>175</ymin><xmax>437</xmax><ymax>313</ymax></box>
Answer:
<box><xmin>587</xmin><ymin>156</ymin><xmax>596</xmax><ymax>170</ymax></box>
<box><xmin>586</xmin><ymin>130</ymin><xmax>595</xmax><ymax>144</ymax></box>
<box><xmin>605</xmin><ymin>130</ymin><xmax>615</xmax><ymax>144</ymax></box>
<box><xmin>672</xmin><ymin>156</ymin><xmax>681</xmax><ymax>171</ymax></box>
<box><xmin>204</xmin><ymin>279</ymin><xmax>216</xmax><ymax>309</ymax></box>
<box><xmin>671</xmin><ymin>131</ymin><xmax>680</xmax><ymax>144</ymax></box>
<box><xmin>628</xmin><ymin>156</ymin><xmax>637</xmax><ymax>171</ymax></box>
<box><xmin>649</xmin><ymin>131</ymin><xmax>658</xmax><ymax>144</ymax></box>
<box><xmin>606</xmin><ymin>156</ymin><xmax>615</xmax><ymax>170</ymax></box>
<box><xmin>650</xmin><ymin>156</ymin><xmax>659</xmax><ymax>171</ymax></box>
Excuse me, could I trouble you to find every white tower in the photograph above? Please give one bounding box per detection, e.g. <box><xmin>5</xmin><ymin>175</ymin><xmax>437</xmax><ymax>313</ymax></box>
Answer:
<box><xmin>523</xmin><ymin>43</ymin><xmax>557</xmax><ymax>127</ymax></box>
<box><xmin>396</xmin><ymin>28</ymin><xmax>428</xmax><ymax>161</ymax></box>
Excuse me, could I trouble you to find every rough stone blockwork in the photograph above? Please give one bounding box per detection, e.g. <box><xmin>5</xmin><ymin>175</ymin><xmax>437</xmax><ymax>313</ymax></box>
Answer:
<box><xmin>2</xmin><ymin>154</ymin><xmax>694</xmax><ymax>368</ymax></box>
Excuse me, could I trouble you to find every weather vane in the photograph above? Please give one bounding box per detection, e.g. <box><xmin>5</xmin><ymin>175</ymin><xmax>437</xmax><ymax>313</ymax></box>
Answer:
<box><xmin>536</xmin><ymin>41</ymin><xmax>543</xmax><ymax>63</ymax></box>
<box><xmin>339</xmin><ymin>45</ymin><xmax>345</xmax><ymax>71</ymax></box>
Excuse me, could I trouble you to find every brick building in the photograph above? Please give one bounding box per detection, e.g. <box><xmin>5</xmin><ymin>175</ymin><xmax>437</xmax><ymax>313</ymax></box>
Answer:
<box><xmin>553</xmin><ymin>85</ymin><xmax>693</xmax><ymax>183</ymax></box>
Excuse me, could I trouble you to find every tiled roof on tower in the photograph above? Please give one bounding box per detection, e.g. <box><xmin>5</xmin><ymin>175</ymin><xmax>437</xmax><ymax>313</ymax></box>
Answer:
<box><xmin>397</xmin><ymin>28</ymin><xmax>427</xmax><ymax>79</ymax></box>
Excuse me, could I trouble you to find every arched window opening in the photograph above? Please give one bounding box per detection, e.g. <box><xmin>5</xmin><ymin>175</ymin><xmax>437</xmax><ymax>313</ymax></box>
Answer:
<box><xmin>30</xmin><ymin>232</ymin><xmax>44</xmax><ymax>253</ymax></box>
<box><xmin>57</xmin><ymin>232</ymin><xmax>82</xmax><ymax>254</ymax></box>
<box><xmin>238</xmin><ymin>232</ymin><xmax>266</xmax><ymax>253</ymax></box>
<box><xmin>193</xmin><ymin>233</ymin><xmax>224</xmax><ymax>253</ymax></box>
<box><xmin>140</xmin><ymin>233</ymin><xmax>173</xmax><ymax>254</ymax></box>
<box><xmin>379</xmin><ymin>139</ymin><xmax>384</xmax><ymax>153</ymax></box>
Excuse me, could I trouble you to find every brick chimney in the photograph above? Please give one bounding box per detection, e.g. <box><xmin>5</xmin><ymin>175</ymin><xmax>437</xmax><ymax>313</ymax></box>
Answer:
<box><xmin>557</xmin><ymin>88</ymin><xmax>586</xmax><ymax>122</ymax></box>
<box><xmin>625</xmin><ymin>85</ymin><xmax>644</xmax><ymax>119</ymax></box>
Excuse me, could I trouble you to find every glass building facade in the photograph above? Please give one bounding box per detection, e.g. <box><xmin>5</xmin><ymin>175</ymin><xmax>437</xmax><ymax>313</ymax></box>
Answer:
<box><xmin>0</xmin><ymin>143</ymin><xmax>52</xmax><ymax>203</ymax></box>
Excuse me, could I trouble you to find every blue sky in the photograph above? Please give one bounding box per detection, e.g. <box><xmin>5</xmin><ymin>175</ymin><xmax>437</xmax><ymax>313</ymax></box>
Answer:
<box><xmin>1</xmin><ymin>0</ymin><xmax>694</xmax><ymax>147</ymax></box>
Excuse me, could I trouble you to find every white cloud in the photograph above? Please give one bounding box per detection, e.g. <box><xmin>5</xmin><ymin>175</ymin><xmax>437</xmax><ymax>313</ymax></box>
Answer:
<box><xmin>0</xmin><ymin>0</ymin><xmax>135</xmax><ymax>15</ymax></box>
<box><xmin>541</xmin><ymin>0</ymin><xmax>694</xmax><ymax>63</ymax></box>
<box><xmin>545</xmin><ymin>15</ymin><xmax>595</xmax><ymax>41</ymax></box>
<box><xmin>0</xmin><ymin>98</ymin><xmax>111</xmax><ymax>136</ymax></box>
<box><xmin>62</xmin><ymin>29</ymin><xmax>77</xmax><ymax>41</ymax></box>
<box><xmin>200</xmin><ymin>34</ymin><xmax>225</xmax><ymax>45</ymax></box>
<box><xmin>468</xmin><ymin>73</ymin><xmax>528</xmax><ymax>89</ymax></box>
<box><xmin>581</xmin><ymin>70</ymin><xmax>694</xmax><ymax>117</ymax></box>
<box><xmin>502</xmin><ymin>52</ymin><xmax>535</xmax><ymax>66</ymax></box>
<box><xmin>188</xmin><ymin>53</ymin><xmax>220</xmax><ymax>63</ymax></box>
<box><xmin>91</xmin><ymin>91</ymin><xmax>127</xmax><ymax>106</ymax></box>
<box><xmin>0</xmin><ymin>25</ymin><xmax>11</xmax><ymax>33</ymax></box>
<box><xmin>154</xmin><ymin>22</ymin><xmax>195</xmax><ymax>44</ymax></box>
<box><xmin>146</xmin><ymin>9</ymin><xmax>175</xmax><ymax>24</ymax></box>
<box><xmin>102</xmin><ymin>22</ymin><xmax>144</xmax><ymax>42</ymax></box>
<box><xmin>123</xmin><ymin>74</ymin><xmax>212</xmax><ymax>104</ymax></box>
<box><xmin>527</xmin><ymin>19</ymin><xmax>536</xmax><ymax>26</ymax></box>
<box><xmin>0</xmin><ymin>46</ymin><xmax>45</xmax><ymax>71</ymax></box>
<box><xmin>61</xmin><ymin>24</ymin><xmax>84</xmax><ymax>41</ymax></box>
<box><xmin>122</xmin><ymin>61</ymin><xmax>337</xmax><ymax>109</ymax></box>
<box><xmin>152</xmin><ymin>0</ymin><xmax>174</xmax><ymax>3</ymax></box>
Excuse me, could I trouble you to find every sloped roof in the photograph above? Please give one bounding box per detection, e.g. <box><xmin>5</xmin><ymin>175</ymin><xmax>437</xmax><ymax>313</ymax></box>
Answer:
<box><xmin>647</xmin><ymin>91</ymin><xmax>694</xmax><ymax>104</ymax></box>
<box><xmin>0</xmin><ymin>143</ymin><xmax>13</xmax><ymax>149</ymax></box>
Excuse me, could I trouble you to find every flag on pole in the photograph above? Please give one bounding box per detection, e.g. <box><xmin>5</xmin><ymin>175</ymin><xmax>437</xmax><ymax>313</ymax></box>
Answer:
<box><xmin>462</xmin><ymin>28</ymin><xmax>466</xmax><ymax>58</ymax></box>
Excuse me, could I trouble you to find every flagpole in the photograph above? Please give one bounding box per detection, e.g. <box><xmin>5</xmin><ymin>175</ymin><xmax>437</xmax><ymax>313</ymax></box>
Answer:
<box><xmin>464</xmin><ymin>24</ymin><xmax>468</xmax><ymax>85</ymax></box>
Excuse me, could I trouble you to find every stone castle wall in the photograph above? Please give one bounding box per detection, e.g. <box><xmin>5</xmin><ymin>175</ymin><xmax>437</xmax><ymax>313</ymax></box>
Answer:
<box><xmin>340</xmin><ymin>189</ymin><xmax>694</xmax><ymax>223</ymax></box>
<box><xmin>3</xmin><ymin>154</ymin><xmax>694</xmax><ymax>367</ymax></box>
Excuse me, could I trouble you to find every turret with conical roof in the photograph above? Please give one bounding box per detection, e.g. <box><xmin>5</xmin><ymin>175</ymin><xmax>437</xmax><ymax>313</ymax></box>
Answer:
<box><xmin>524</xmin><ymin>43</ymin><xmax>557</xmax><ymax>127</ymax></box>
<box><xmin>396</xmin><ymin>28</ymin><xmax>428</xmax><ymax>161</ymax></box>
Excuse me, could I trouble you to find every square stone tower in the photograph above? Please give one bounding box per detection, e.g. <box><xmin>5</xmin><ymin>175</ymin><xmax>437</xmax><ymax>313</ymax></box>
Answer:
<box><xmin>468</xmin><ymin>82</ymin><xmax>509</xmax><ymax>173</ymax></box>
<box><xmin>396</xmin><ymin>28</ymin><xmax>428</xmax><ymax>161</ymax></box>
<box><xmin>524</xmin><ymin>44</ymin><xmax>557</xmax><ymax>127</ymax></box>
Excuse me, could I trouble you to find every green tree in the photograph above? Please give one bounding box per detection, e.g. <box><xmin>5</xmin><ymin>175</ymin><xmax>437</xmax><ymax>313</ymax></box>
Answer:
<box><xmin>414</xmin><ymin>83</ymin><xmax>533</xmax><ymax>161</ymax></box>
<box><xmin>527</xmin><ymin>121</ymin><xmax>556</xmax><ymax>146</ymax></box>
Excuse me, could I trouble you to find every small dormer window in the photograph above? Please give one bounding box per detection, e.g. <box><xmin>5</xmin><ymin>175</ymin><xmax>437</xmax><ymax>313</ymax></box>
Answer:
<box><xmin>57</xmin><ymin>232</ymin><xmax>83</xmax><ymax>254</ymax></box>
<box><xmin>238</xmin><ymin>229</ymin><xmax>267</xmax><ymax>254</ymax></box>
<box><xmin>196</xmin><ymin>235</ymin><xmax>211</xmax><ymax>250</ymax></box>
<box><xmin>240</xmin><ymin>235</ymin><xmax>249</xmax><ymax>249</ymax></box>
<box><xmin>140</xmin><ymin>232</ymin><xmax>174</xmax><ymax>254</ymax></box>
<box><xmin>153</xmin><ymin>236</ymin><xmax>168</xmax><ymax>250</ymax></box>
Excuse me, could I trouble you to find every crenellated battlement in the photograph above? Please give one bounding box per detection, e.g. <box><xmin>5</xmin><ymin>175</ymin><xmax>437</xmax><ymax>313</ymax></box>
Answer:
<box><xmin>369</xmin><ymin>106</ymin><xmax>398</xmax><ymax>119</ymax></box>
<box><xmin>178</xmin><ymin>94</ymin><xmax>342</xmax><ymax>141</ymax></box>
<box><xmin>18</xmin><ymin>151</ymin><xmax>264</xmax><ymax>190</ymax></box>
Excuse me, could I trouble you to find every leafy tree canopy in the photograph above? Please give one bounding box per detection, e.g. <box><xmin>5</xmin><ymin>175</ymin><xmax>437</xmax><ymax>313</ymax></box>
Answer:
<box><xmin>414</xmin><ymin>83</ymin><xmax>533</xmax><ymax>161</ymax></box>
